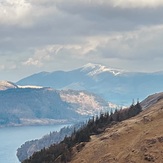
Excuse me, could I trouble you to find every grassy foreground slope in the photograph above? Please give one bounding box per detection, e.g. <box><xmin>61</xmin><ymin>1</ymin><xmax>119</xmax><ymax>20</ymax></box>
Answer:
<box><xmin>72</xmin><ymin>95</ymin><xmax>163</xmax><ymax>163</ymax></box>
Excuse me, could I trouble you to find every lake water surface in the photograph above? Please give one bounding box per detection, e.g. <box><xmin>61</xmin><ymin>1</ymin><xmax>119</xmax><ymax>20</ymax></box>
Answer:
<box><xmin>0</xmin><ymin>124</ymin><xmax>68</xmax><ymax>163</ymax></box>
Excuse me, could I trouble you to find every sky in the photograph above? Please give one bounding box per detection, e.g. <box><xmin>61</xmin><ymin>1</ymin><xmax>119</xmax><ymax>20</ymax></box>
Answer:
<box><xmin>0</xmin><ymin>0</ymin><xmax>163</xmax><ymax>82</ymax></box>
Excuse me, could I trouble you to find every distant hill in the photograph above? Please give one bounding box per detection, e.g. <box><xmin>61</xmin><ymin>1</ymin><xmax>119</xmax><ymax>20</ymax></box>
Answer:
<box><xmin>17</xmin><ymin>63</ymin><xmax>163</xmax><ymax>105</ymax></box>
<box><xmin>0</xmin><ymin>81</ymin><xmax>18</xmax><ymax>90</ymax></box>
<box><xmin>0</xmin><ymin>81</ymin><xmax>114</xmax><ymax>127</ymax></box>
<box><xmin>17</xmin><ymin>123</ymin><xmax>83</xmax><ymax>162</ymax></box>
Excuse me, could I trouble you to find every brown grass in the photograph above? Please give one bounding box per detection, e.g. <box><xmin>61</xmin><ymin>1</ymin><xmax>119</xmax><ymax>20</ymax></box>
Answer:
<box><xmin>71</xmin><ymin>100</ymin><xmax>163</xmax><ymax>163</ymax></box>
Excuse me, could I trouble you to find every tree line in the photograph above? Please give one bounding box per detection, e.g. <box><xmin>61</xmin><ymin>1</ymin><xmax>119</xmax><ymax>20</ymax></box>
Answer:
<box><xmin>23</xmin><ymin>102</ymin><xmax>142</xmax><ymax>163</ymax></box>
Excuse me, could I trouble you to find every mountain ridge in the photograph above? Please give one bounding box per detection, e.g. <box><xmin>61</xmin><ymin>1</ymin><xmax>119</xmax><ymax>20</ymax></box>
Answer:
<box><xmin>0</xmin><ymin>82</ymin><xmax>115</xmax><ymax>127</ymax></box>
<box><xmin>17</xmin><ymin>63</ymin><xmax>163</xmax><ymax>105</ymax></box>
<box><xmin>0</xmin><ymin>81</ymin><xmax>18</xmax><ymax>90</ymax></box>
<box><xmin>71</xmin><ymin>93</ymin><xmax>163</xmax><ymax>163</ymax></box>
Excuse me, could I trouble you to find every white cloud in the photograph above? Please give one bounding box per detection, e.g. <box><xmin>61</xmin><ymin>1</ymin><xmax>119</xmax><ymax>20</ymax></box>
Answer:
<box><xmin>23</xmin><ymin>58</ymin><xmax>41</xmax><ymax>66</ymax></box>
<box><xmin>22</xmin><ymin>41</ymin><xmax>100</xmax><ymax>68</ymax></box>
<box><xmin>87</xmin><ymin>24</ymin><xmax>163</xmax><ymax>60</ymax></box>
<box><xmin>0</xmin><ymin>0</ymin><xmax>60</xmax><ymax>27</ymax></box>
<box><xmin>0</xmin><ymin>65</ymin><xmax>5</xmax><ymax>70</ymax></box>
<box><xmin>21</xmin><ymin>23</ymin><xmax>163</xmax><ymax>72</ymax></box>
<box><xmin>0</xmin><ymin>0</ymin><xmax>32</xmax><ymax>26</ymax></box>
<box><xmin>1</xmin><ymin>0</ymin><xmax>162</xmax><ymax>28</ymax></box>
<box><xmin>0</xmin><ymin>0</ymin><xmax>163</xmax><ymax>81</ymax></box>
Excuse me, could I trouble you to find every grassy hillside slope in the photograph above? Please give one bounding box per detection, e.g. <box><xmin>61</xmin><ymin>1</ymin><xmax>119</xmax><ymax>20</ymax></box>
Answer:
<box><xmin>72</xmin><ymin>98</ymin><xmax>163</xmax><ymax>163</ymax></box>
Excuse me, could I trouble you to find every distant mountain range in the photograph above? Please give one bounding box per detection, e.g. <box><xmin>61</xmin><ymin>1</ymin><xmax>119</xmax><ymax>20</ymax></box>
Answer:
<box><xmin>17</xmin><ymin>63</ymin><xmax>163</xmax><ymax>105</ymax></box>
<box><xmin>0</xmin><ymin>81</ymin><xmax>114</xmax><ymax>127</ymax></box>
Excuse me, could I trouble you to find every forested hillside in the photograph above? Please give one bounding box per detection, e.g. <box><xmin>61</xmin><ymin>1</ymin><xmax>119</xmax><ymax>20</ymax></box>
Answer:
<box><xmin>23</xmin><ymin>102</ymin><xmax>142</xmax><ymax>163</ymax></box>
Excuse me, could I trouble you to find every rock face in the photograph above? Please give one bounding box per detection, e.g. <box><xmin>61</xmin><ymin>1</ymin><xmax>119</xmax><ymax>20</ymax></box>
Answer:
<box><xmin>71</xmin><ymin>93</ymin><xmax>163</xmax><ymax>163</ymax></box>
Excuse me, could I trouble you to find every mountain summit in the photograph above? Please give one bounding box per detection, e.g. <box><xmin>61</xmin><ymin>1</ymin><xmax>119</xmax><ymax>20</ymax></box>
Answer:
<box><xmin>80</xmin><ymin>63</ymin><xmax>123</xmax><ymax>76</ymax></box>
<box><xmin>17</xmin><ymin>63</ymin><xmax>163</xmax><ymax>105</ymax></box>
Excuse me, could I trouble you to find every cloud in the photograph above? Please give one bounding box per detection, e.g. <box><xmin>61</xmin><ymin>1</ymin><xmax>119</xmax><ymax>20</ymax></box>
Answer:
<box><xmin>84</xmin><ymin>25</ymin><xmax>163</xmax><ymax>64</ymax></box>
<box><xmin>22</xmin><ymin>42</ymin><xmax>97</xmax><ymax>67</ymax></box>
<box><xmin>22</xmin><ymin>45</ymin><xmax>62</xmax><ymax>67</ymax></box>
<box><xmin>110</xmin><ymin>0</ymin><xmax>163</xmax><ymax>8</ymax></box>
<box><xmin>57</xmin><ymin>0</ymin><xmax>163</xmax><ymax>32</ymax></box>
<box><xmin>22</xmin><ymin>24</ymin><xmax>163</xmax><ymax>71</ymax></box>
<box><xmin>0</xmin><ymin>0</ymin><xmax>163</xmax><ymax>81</ymax></box>
<box><xmin>0</xmin><ymin>65</ymin><xmax>5</xmax><ymax>70</ymax></box>
<box><xmin>57</xmin><ymin>0</ymin><xmax>163</xmax><ymax>8</ymax></box>
<box><xmin>0</xmin><ymin>0</ymin><xmax>60</xmax><ymax>27</ymax></box>
<box><xmin>0</xmin><ymin>0</ymin><xmax>32</xmax><ymax>26</ymax></box>
<box><xmin>1</xmin><ymin>0</ymin><xmax>162</xmax><ymax>55</ymax></box>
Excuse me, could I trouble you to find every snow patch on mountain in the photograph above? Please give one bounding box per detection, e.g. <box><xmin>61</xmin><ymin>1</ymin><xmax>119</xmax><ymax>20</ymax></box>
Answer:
<box><xmin>18</xmin><ymin>85</ymin><xmax>43</xmax><ymax>89</ymax></box>
<box><xmin>81</xmin><ymin>63</ymin><xmax>123</xmax><ymax>76</ymax></box>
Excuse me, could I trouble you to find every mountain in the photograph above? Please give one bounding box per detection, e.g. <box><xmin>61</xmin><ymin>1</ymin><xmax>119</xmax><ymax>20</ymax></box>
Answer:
<box><xmin>0</xmin><ymin>82</ymin><xmax>114</xmax><ymax>127</ymax></box>
<box><xmin>0</xmin><ymin>81</ymin><xmax>18</xmax><ymax>90</ymax></box>
<box><xmin>70</xmin><ymin>93</ymin><xmax>163</xmax><ymax>163</ymax></box>
<box><xmin>22</xmin><ymin>92</ymin><xmax>163</xmax><ymax>163</ymax></box>
<box><xmin>140</xmin><ymin>92</ymin><xmax>163</xmax><ymax>109</ymax></box>
<box><xmin>59</xmin><ymin>90</ymin><xmax>116</xmax><ymax>116</ymax></box>
<box><xmin>17</xmin><ymin>63</ymin><xmax>163</xmax><ymax>105</ymax></box>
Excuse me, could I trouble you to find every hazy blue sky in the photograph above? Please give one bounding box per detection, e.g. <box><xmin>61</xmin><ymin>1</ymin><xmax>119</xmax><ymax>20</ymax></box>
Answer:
<box><xmin>0</xmin><ymin>0</ymin><xmax>163</xmax><ymax>81</ymax></box>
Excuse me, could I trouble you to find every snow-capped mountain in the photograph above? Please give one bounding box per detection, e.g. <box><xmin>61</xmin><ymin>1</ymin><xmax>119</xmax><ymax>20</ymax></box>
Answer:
<box><xmin>0</xmin><ymin>82</ymin><xmax>114</xmax><ymax>127</ymax></box>
<box><xmin>80</xmin><ymin>63</ymin><xmax>123</xmax><ymax>77</ymax></box>
<box><xmin>17</xmin><ymin>63</ymin><xmax>123</xmax><ymax>88</ymax></box>
<box><xmin>17</xmin><ymin>63</ymin><xmax>163</xmax><ymax>105</ymax></box>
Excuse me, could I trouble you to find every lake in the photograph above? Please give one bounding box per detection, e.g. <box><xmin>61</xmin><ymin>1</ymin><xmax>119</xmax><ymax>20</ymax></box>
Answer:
<box><xmin>0</xmin><ymin>124</ymin><xmax>68</xmax><ymax>163</ymax></box>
